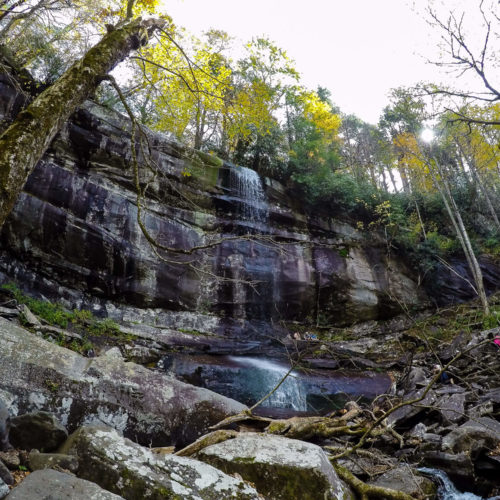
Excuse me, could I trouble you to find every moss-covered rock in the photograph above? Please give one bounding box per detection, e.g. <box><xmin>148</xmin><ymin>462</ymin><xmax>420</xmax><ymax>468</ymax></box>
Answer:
<box><xmin>197</xmin><ymin>433</ymin><xmax>351</xmax><ymax>500</ymax></box>
<box><xmin>368</xmin><ymin>466</ymin><xmax>436</xmax><ymax>499</ymax></box>
<box><xmin>60</xmin><ymin>425</ymin><xmax>260</xmax><ymax>500</ymax></box>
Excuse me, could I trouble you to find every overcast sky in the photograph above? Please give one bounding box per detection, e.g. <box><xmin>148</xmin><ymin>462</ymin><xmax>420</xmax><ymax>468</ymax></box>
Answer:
<box><xmin>160</xmin><ymin>0</ymin><xmax>476</xmax><ymax>124</ymax></box>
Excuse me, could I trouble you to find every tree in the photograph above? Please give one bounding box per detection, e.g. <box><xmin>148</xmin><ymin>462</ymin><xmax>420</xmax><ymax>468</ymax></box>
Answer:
<box><xmin>339</xmin><ymin>115</ymin><xmax>396</xmax><ymax>192</ymax></box>
<box><xmin>0</xmin><ymin>1</ymin><xmax>166</xmax><ymax>228</ymax></box>
<box><xmin>443</xmin><ymin>111</ymin><xmax>500</xmax><ymax>232</ymax></box>
<box><xmin>394</xmin><ymin>131</ymin><xmax>491</xmax><ymax>314</ymax></box>
<box><xmin>423</xmin><ymin>0</ymin><xmax>500</xmax><ymax>126</ymax></box>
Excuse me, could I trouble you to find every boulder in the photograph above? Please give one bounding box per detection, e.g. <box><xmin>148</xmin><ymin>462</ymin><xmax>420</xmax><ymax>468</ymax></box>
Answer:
<box><xmin>0</xmin><ymin>451</ymin><xmax>19</xmax><ymax>470</ymax></box>
<box><xmin>0</xmin><ymin>317</ymin><xmax>246</xmax><ymax>447</ymax></box>
<box><xmin>19</xmin><ymin>305</ymin><xmax>40</xmax><ymax>327</ymax></box>
<box><xmin>423</xmin><ymin>451</ymin><xmax>475</xmax><ymax>490</ymax></box>
<box><xmin>59</xmin><ymin>425</ymin><xmax>260</xmax><ymax>499</ymax></box>
<box><xmin>0</xmin><ymin>479</ymin><xmax>8</xmax><ymax>500</ymax></box>
<box><xmin>100</xmin><ymin>347</ymin><xmax>123</xmax><ymax>360</ymax></box>
<box><xmin>441</xmin><ymin>417</ymin><xmax>500</xmax><ymax>455</ymax></box>
<box><xmin>481</xmin><ymin>388</ymin><xmax>500</xmax><ymax>405</ymax></box>
<box><xmin>0</xmin><ymin>400</ymin><xmax>10</xmax><ymax>452</ymax></box>
<box><xmin>29</xmin><ymin>450</ymin><xmax>78</xmax><ymax>473</ymax></box>
<box><xmin>405</xmin><ymin>367</ymin><xmax>428</xmax><ymax>390</ymax></box>
<box><xmin>0</xmin><ymin>462</ymin><xmax>12</xmax><ymax>486</ymax></box>
<box><xmin>196</xmin><ymin>433</ymin><xmax>350</xmax><ymax>500</ymax></box>
<box><xmin>10</xmin><ymin>411</ymin><xmax>68</xmax><ymax>451</ymax></box>
<box><xmin>368</xmin><ymin>465</ymin><xmax>436</xmax><ymax>499</ymax></box>
<box><xmin>437</xmin><ymin>392</ymin><xmax>466</xmax><ymax>425</ymax></box>
<box><xmin>0</xmin><ymin>307</ymin><xmax>17</xmax><ymax>320</ymax></box>
<box><xmin>5</xmin><ymin>469</ymin><xmax>124</xmax><ymax>499</ymax></box>
<box><xmin>468</xmin><ymin>401</ymin><xmax>493</xmax><ymax>419</ymax></box>
<box><xmin>408</xmin><ymin>422</ymin><xmax>426</xmax><ymax>440</ymax></box>
<box><xmin>387</xmin><ymin>389</ymin><xmax>437</xmax><ymax>429</ymax></box>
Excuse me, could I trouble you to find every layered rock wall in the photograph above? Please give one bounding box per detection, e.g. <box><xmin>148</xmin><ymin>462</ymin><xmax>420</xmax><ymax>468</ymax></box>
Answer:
<box><xmin>1</xmin><ymin>73</ymin><xmax>494</xmax><ymax>339</ymax></box>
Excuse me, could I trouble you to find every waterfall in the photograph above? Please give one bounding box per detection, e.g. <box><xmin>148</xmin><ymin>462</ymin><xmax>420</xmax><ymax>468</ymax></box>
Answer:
<box><xmin>418</xmin><ymin>468</ymin><xmax>482</xmax><ymax>500</ymax></box>
<box><xmin>228</xmin><ymin>356</ymin><xmax>308</xmax><ymax>411</ymax></box>
<box><xmin>220</xmin><ymin>165</ymin><xmax>274</xmax><ymax>322</ymax></box>
<box><xmin>229</xmin><ymin>166</ymin><xmax>268</xmax><ymax>225</ymax></box>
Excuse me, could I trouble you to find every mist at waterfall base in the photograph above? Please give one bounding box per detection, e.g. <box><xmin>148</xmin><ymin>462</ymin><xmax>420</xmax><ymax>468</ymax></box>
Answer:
<box><xmin>418</xmin><ymin>468</ymin><xmax>485</xmax><ymax>500</ymax></box>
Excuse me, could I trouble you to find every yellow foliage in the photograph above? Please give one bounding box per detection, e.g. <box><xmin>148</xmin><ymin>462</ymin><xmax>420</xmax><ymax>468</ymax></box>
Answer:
<box><xmin>393</xmin><ymin>132</ymin><xmax>434</xmax><ymax>191</ymax></box>
<box><xmin>302</xmin><ymin>91</ymin><xmax>341</xmax><ymax>139</ymax></box>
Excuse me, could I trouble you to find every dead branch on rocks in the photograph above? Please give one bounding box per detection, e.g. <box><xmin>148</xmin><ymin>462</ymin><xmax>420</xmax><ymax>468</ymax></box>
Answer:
<box><xmin>175</xmin><ymin>430</ymin><xmax>238</xmax><ymax>457</ymax></box>
<box><xmin>333</xmin><ymin>463</ymin><xmax>415</xmax><ymax>500</ymax></box>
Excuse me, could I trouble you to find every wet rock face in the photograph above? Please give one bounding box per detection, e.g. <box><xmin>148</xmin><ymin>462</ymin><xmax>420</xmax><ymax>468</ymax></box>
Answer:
<box><xmin>0</xmin><ymin>75</ymin><xmax>429</xmax><ymax>328</ymax></box>
<box><xmin>429</xmin><ymin>256</ymin><xmax>500</xmax><ymax>307</ymax></box>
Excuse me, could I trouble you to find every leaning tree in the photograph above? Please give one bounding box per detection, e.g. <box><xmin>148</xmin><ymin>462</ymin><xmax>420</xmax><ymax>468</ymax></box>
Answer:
<box><xmin>0</xmin><ymin>0</ymin><xmax>165</xmax><ymax>228</ymax></box>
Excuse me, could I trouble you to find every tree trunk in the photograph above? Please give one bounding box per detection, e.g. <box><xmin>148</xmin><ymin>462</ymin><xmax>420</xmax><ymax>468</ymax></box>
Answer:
<box><xmin>0</xmin><ymin>16</ymin><xmax>164</xmax><ymax>229</ymax></box>
<box><xmin>429</xmin><ymin>158</ymin><xmax>490</xmax><ymax>314</ymax></box>
<box><xmin>456</xmin><ymin>140</ymin><xmax>500</xmax><ymax>233</ymax></box>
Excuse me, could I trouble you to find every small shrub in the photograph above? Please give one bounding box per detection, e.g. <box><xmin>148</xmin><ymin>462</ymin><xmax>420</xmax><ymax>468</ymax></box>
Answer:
<box><xmin>482</xmin><ymin>306</ymin><xmax>500</xmax><ymax>329</ymax></box>
<box><xmin>71</xmin><ymin>309</ymin><xmax>93</xmax><ymax>324</ymax></box>
<box><xmin>88</xmin><ymin>318</ymin><xmax>121</xmax><ymax>336</ymax></box>
<box><xmin>1</xmin><ymin>283</ymin><xmax>72</xmax><ymax>328</ymax></box>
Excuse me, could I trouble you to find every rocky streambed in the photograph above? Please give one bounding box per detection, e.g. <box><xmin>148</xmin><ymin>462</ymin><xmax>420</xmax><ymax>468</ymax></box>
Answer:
<box><xmin>0</xmin><ymin>294</ymin><xmax>499</xmax><ymax>499</ymax></box>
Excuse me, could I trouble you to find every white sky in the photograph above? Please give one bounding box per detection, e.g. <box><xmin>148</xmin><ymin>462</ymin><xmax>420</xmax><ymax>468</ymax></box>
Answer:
<box><xmin>160</xmin><ymin>0</ymin><xmax>474</xmax><ymax>124</ymax></box>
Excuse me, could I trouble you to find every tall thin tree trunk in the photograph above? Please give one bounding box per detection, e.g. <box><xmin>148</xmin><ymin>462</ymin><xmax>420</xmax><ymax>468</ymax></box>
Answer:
<box><xmin>430</xmin><ymin>157</ymin><xmax>489</xmax><ymax>314</ymax></box>
<box><xmin>388</xmin><ymin>167</ymin><xmax>399</xmax><ymax>193</ymax></box>
<box><xmin>414</xmin><ymin>197</ymin><xmax>426</xmax><ymax>241</ymax></box>
<box><xmin>456</xmin><ymin>140</ymin><xmax>500</xmax><ymax>233</ymax></box>
<box><xmin>0</xmin><ymin>16</ymin><xmax>164</xmax><ymax>228</ymax></box>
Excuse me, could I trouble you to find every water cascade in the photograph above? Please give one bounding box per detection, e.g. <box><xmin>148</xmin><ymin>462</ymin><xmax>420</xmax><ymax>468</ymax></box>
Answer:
<box><xmin>216</xmin><ymin>165</ymin><xmax>276</xmax><ymax>322</ymax></box>
<box><xmin>418</xmin><ymin>468</ymin><xmax>482</xmax><ymax>500</ymax></box>
<box><xmin>228</xmin><ymin>356</ymin><xmax>308</xmax><ymax>411</ymax></box>
<box><xmin>229</xmin><ymin>166</ymin><xmax>269</xmax><ymax>227</ymax></box>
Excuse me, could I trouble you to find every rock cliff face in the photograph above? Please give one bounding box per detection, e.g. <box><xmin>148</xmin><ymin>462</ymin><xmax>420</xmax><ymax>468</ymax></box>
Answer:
<box><xmin>0</xmin><ymin>74</ymin><xmax>497</xmax><ymax>340</ymax></box>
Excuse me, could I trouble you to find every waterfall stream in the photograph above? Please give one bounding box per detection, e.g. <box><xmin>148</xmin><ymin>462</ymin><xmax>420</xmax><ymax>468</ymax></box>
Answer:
<box><xmin>219</xmin><ymin>165</ymin><xmax>275</xmax><ymax>322</ymax></box>
<box><xmin>418</xmin><ymin>468</ymin><xmax>483</xmax><ymax>500</ymax></box>
<box><xmin>228</xmin><ymin>356</ymin><xmax>308</xmax><ymax>411</ymax></box>
<box><xmin>229</xmin><ymin>166</ymin><xmax>269</xmax><ymax>225</ymax></box>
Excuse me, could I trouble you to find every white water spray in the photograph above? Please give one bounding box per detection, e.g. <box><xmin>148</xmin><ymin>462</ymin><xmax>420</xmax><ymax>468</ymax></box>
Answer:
<box><xmin>229</xmin><ymin>166</ymin><xmax>268</xmax><ymax>223</ymax></box>
<box><xmin>418</xmin><ymin>468</ymin><xmax>483</xmax><ymax>500</ymax></box>
<box><xmin>228</xmin><ymin>356</ymin><xmax>308</xmax><ymax>411</ymax></box>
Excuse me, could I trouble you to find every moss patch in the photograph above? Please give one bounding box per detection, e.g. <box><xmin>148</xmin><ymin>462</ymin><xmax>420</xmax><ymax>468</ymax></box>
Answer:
<box><xmin>1</xmin><ymin>282</ymin><xmax>137</xmax><ymax>354</ymax></box>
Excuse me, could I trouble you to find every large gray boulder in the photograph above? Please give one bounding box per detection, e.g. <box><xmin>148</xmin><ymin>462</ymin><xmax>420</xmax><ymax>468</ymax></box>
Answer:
<box><xmin>0</xmin><ymin>318</ymin><xmax>246</xmax><ymax>447</ymax></box>
<box><xmin>196</xmin><ymin>433</ymin><xmax>351</xmax><ymax>500</ymax></box>
<box><xmin>437</xmin><ymin>392</ymin><xmax>466</xmax><ymax>425</ymax></box>
<box><xmin>28</xmin><ymin>450</ymin><xmax>78</xmax><ymax>473</ymax></box>
<box><xmin>387</xmin><ymin>388</ymin><xmax>437</xmax><ymax>429</ymax></box>
<box><xmin>5</xmin><ymin>469</ymin><xmax>124</xmax><ymax>499</ymax></box>
<box><xmin>442</xmin><ymin>417</ymin><xmax>500</xmax><ymax>455</ymax></box>
<box><xmin>60</xmin><ymin>425</ymin><xmax>260</xmax><ymax>499</ymax></box>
